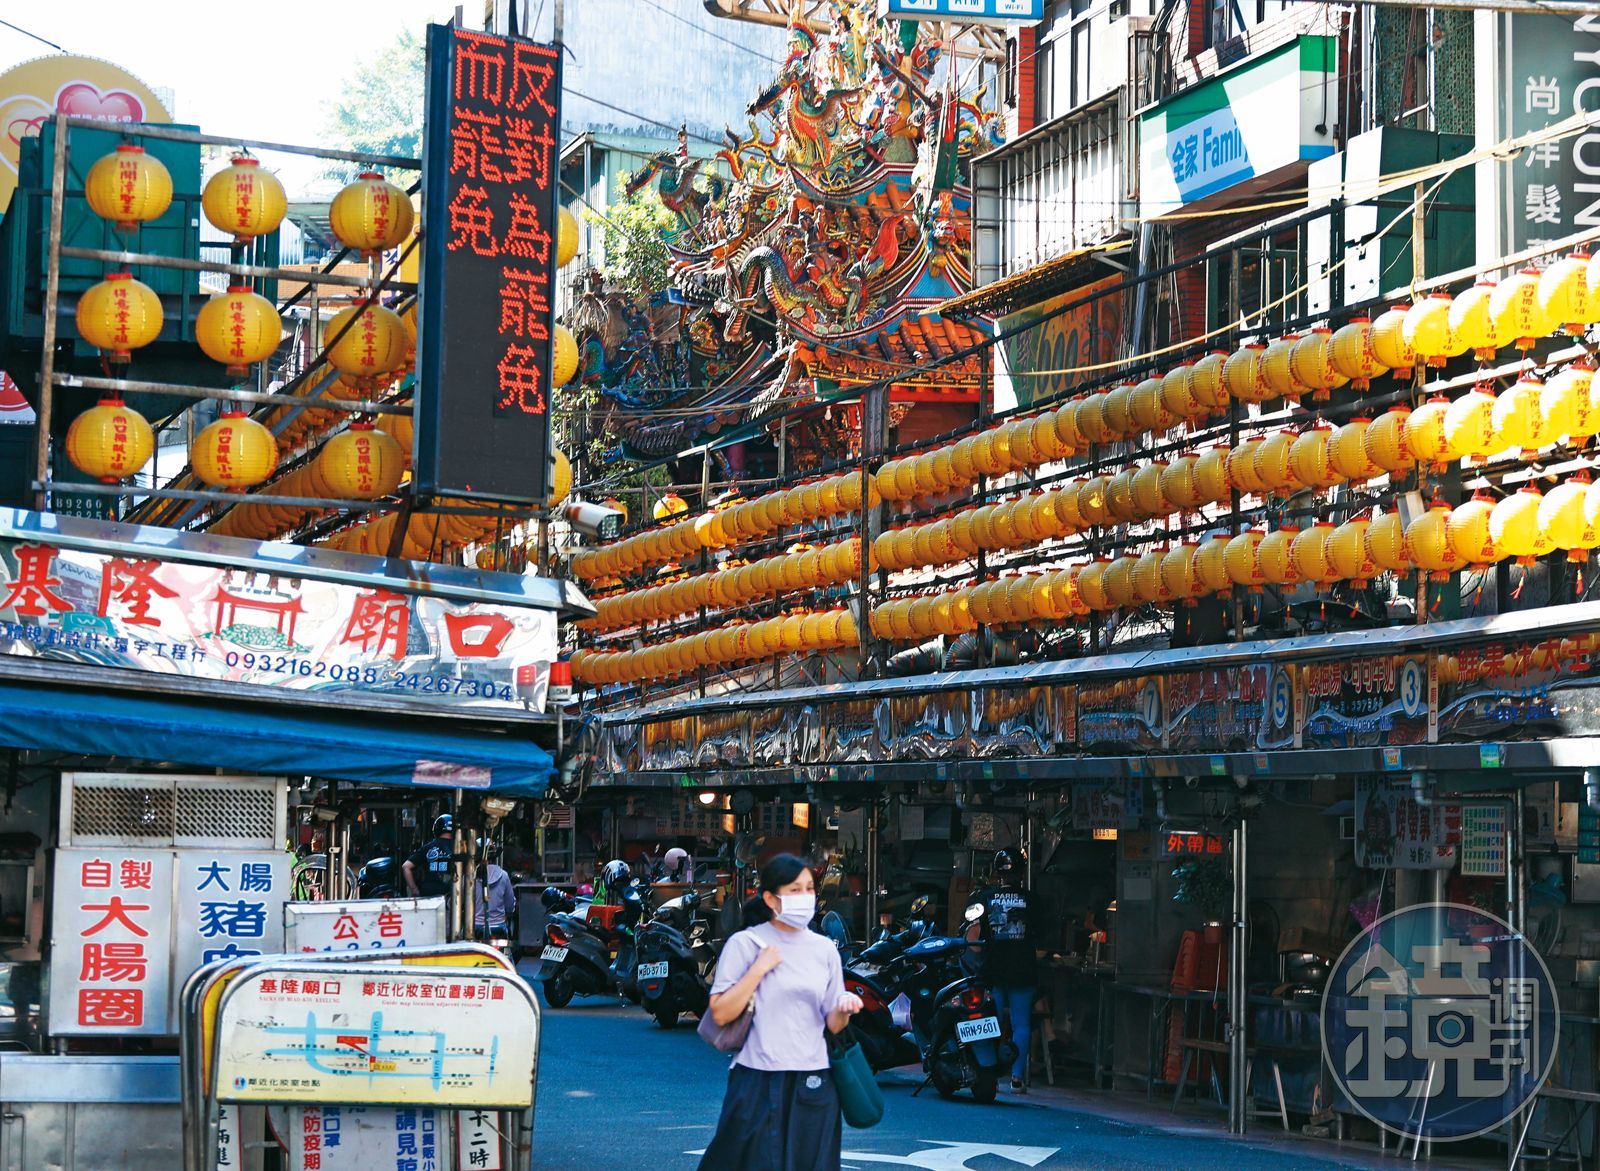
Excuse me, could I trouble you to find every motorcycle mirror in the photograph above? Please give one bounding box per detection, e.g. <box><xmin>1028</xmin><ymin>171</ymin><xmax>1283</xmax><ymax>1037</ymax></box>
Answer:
<box><xmin>910</xmin><ymin>895</ymin><xmax>930</xmax><ymax>915</ymax></box>
<box><xmin>963</xmin><ymin>902</ymin><xmax>984</xmax><ymax>923</ymax></box>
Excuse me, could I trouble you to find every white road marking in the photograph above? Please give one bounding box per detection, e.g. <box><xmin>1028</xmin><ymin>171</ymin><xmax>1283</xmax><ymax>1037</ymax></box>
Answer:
<box><xmin>688</xmin><ymin>1143</ymin><xmax>1060</xmax><ymax>1168</ymax></box>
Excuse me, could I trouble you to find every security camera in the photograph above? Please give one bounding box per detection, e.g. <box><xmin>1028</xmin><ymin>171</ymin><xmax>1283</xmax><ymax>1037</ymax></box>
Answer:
<box><xmin>559</xmin><ymin>500</ymin><xmax>625</xmax><ymax>541</ymax></box>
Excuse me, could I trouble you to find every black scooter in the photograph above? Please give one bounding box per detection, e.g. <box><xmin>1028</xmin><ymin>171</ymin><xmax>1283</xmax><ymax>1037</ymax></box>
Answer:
<box><xmin>534</xmin><ymin>889</ymin><xmax>616</xmax><ymax>1008</ymax></box>
<box><xmin>609</xmin><ymin>880</ymin><xmax>649</xmax><ymax>1004</ymax></box>
<box><xmin>356</xmin><ymin>856</ymin><xmax>399</xmax><ymax>899</ymax></box>
<box><xmin>636</xmin><ymin>889</ymin><xmax>715</xmax><ymax>1028</ymax></box>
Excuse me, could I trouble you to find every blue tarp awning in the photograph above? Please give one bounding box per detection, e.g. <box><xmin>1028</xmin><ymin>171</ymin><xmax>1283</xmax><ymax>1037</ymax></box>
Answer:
<box><xmin>0</xmin><ymin>680</ymin><xmax>553</xmax><ymax>796</ymax></box>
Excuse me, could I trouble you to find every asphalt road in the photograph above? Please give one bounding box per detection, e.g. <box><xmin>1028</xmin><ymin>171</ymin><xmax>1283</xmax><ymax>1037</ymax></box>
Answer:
<box><xmin>525</xmin><ymin>988</ymin><xmax>1479</xmax><ymax>1171</ymax></box>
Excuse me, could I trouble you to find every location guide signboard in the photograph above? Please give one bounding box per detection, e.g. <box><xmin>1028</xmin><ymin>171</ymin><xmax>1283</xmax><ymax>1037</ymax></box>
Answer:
<box><xmin>0</xmin><ymin>538</ymin><xmax>558</xmax><ymax>714</ymax></box>
<box><xmin>215</xmin><ymin>963</ymin><xmax>538</xmax><ymax>1107</ymax></box>
<box><xmin>417</xmin><ymin>23</ymin><xmax>562</xmax><ymax>505</ymax></box>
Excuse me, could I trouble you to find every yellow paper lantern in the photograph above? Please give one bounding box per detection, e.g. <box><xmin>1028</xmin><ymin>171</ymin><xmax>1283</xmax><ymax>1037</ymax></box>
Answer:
<box><xmin>1131</xmin><ymin>462</ymin><xmax>1169</xmax><ymax>519</ymax></box>
<box><xmin>1544</xmin><ymin>360</ymin><xmax>1597</xmax><ymax>442</ymax></box>
<box><xmin>1288</xmin><ymin>424</ymin><xmax>1344</xmax><ymax>491</ymax></box>
<box><xmin>1223</xmin><ymin>344</ymin><xmax>1270</xmax><ymax>404</ymax></box>
<box><xmin>1543</xmin><ymin>473</ymin><xmax>1599</xmax><ymax>561</ymax></box>
<box><xmin>1051</xmin><ymin>482</ymin><xmax>1085</xmax><ymax>533</ymax></box>
<box><xmin>1105</xmin><ymin>469</ymin><xmax>1137</xmax><ymax>523</ymax></box>
<box><xmin>1369</xmin><ymin>304</ymin><xmax>1416</xmax><ymax>378</ymax></box>
<box><xmin>326</xmin><ymin>304</ymin><xmax>408</xmax><ymax>383</ymax></box>
<box><xmin>1130</xmin><ymin>377</ymin><xmax>1175</xmax><ymax>434</ymax></box>
<box><xmin>1029</xmin><ymin>414</ymin><xmax>1068</xmax><ymax>463</ymax></box>
<box><xmin>1402</xmin><ymin>292</ymin><xmax>1464</xmax><ymax>368</ymax></box>
<box><xmin>557</xmin><ymin>207</ymin><xmax>580</xmax><ymax>268</ymax></box>
<box><xmin>1193</xmin><ymin>445</ymin><xmax>1231</xmax><ymax>504</ymax></box>
<box><xmin>192</xmin><ymin>410</ymin><xmax>278</xmax><ymax>489</ymax></box>
<box><xmin>85</xmin><ymin>145</ymin><xmax>173</xmax><ymax>232</ymax></box>
<box><xmin>1161</xmin><ymin>364</ymin><xmax>1203</xmax><ymax>422</ymax></box>
<box><xmin>976</xmin><ymin>427</ymin><xmax>1014</xmax><ymax>476</ymax></box>
<box><xmin>1329</xmin><ymin>417</ymin><xmax>1379</xmax><ymax>482</ymax></box>
<box><xmin>1077</xmin><ymin>476</ymin><xmax>1111</xmax><ymax>527</ymax></box>
<box><xmin>1493</xmin><ymin>378</ymin><xmax>1545</xmax><ymax>458</ymax></box>
<box><xmin>1491</xmin><ymin>485</ymin><xmax>1554</xmax><ymax>565</ymax></box>
<box><xmin>1077</xmin><ymin>559</ymin><xmax>1112</xmax><ymax>611</ymax></box>
<box><xmin>66</xmin><ymin>396</ymin><xmax>154</xmax><ymax>483</ymax></box>
<box><xmin>552</xmin><ymin>325</ymin><xmax>579</xmax><ymax>387</ymax></box>
<box><xmin>1101</xmin><ymin>384</ymin><xmax>1136</xmax><ymax>441</ymax></box>
<box><xmin>1052</xmin><ymin>400</ymin><xmax>1084</xmax><ymax>453</ymax></box>
<box><xmin>319</xmin><ymin>422</ymin><xmax>405</xmax><ymax>500</ymax></box>
<box><xmin>547</xmin><ymin>448</ymin><xmax>572</xmax><ymax>507</ymax></box>
<box><xmin>1366</xmin><ymin>508</ymin><xmax>1411</xmax><ymax>574</ymax></box>
<box><xmin>1289</xmin><ymin>327</ymin><xmax>1349</xmax><ymax>399</ymax></box>
<box><xmin>1363</xmin><ymin>406</ymin><xmax>1416</xmax><ymax>474</ymax></box>
<box><xmin>1228</xmin><ymin>438</ymin><xmax>1267</xmax><ymax>497</ymax></box>
<box><xmin>1190</xmin><ymin>351</ymin><xmax>1231</xmax><ymax>413</ymax></box>
<box><xmin>989</xmin><ymin>499</ymin><xmax>1024</xmax><ymax>548</ymax></box>
<box><xmin>1160</xmin><ymin>454</ymin><xmax>1201</xmax><ymax>510</ymax></box>
<box><xmin>330</xmin><ymin>172</ymin><xmax>414</xmax><ymax>257</ymax></box>
<box><xmin>1448</xmin><ymin>280</ymin><xmax>1504</xmax><ymax>360</ymax></box>
<box><xmin>1446</xmin><ymin>489</ymin><xmax>1501</xmax><ymax>568</ymax></box>
<box><xmin>196</xmin><ymin>284</ymin><xmax>282</xmax><ymax>377</ymax></box>
<box><xmin>76</xmin><ymin>271</ymin><xmax>162</xmax><ymax>362</ymax></box>
<box><xmin>1405</xmin><ymin>394</ymin><xmax>1458</xmax><ymax>468</ymax></box>
<box><xmin>1330</xmin><ymin>316</ymin><xmax>1390</xmax><ymax>390</ymax></box>
<box><xmin>1133</xmin><ymin>547</ymin><xmax>1170</xmax><ymax>605</ymax></box>
<box><xmin>1075</xmin><ymin>393</ymin><xmax>1111</xmax><ymax>447</ymax></box>
<box><xmin>202</xmin><ymin>155</ymin><xmax>287</xmax><ymax>241</ymax></box>
<box><xmin>1194</xmin><ymin>534</ymin><xmax>1234</xmax><ymax>596</ymax></box>
<box><xmin>653</xmin><ymin>492</ymin><xmax>688</xmax><ymax>520</ymax></box>
<box><xmin>1489</xmin><ymin>267</ymin><xmax>1552</xmax><ymax>351</ymax></box>
<box><xmin>1224</xmin><ymin>529</ymin><xmax>1266</xmax><ymax>591</ymax></box>
<box><xmin>892</xmin><ymin>459</ymin><xmax>921</xmax><ymax>502</ymax></box>
<box><xmin>1408</xmin><ymin>500</ymin><xmax>1467</xmax><ymax>580</ymax></box>
<box><xmin>1260</xmin><ymin>335</ymin><xmax>1307</xmax><ymax>401</ymax></box>
<box><xmin>1104</xmin><ymin>556</ymin><xmax>1139</xmax><ymax>609</ymax></box>
<box><xmin>1290</xmin><ymin>522</ymin><xmax>1339</xmax><ymax>587</ymax></box>
<box><xmin>1541</xmin><ymin>252</ymin><xmax>1599</xmax><ymax>333</ymax></box>
<box><xmin>1327</xmin><ymin>519</ymin><xmax>1377</xmax><ymax>586</ymax></box>
<box><xmin>1257</xmin><ymin>527</ymin><xmax>1301</xmax><ymax>586</ymax></box>
<box><xmin>1253</xmin><ymin>429</ymin><xmax>1300</xmax><ymax>497</ymax></box>
<box><xmin>1161</xmin><ymin>543</ymin><xmax>1203</xmax><ymax>605</ymax></box>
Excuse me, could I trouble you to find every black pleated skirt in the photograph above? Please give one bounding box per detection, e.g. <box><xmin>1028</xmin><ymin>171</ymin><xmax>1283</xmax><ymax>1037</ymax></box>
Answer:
<box><xmin>698</xmin><ymin>1064</ymin><xmax>842</xmax><ymax>1171</ymax></box>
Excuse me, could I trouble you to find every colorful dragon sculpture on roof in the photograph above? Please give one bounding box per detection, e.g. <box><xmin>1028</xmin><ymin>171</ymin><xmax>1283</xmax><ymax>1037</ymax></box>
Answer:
<box><xmin>567</xmin><ymin>0</ymin><xmax>1005</xmax><ymax>466</ymax></box>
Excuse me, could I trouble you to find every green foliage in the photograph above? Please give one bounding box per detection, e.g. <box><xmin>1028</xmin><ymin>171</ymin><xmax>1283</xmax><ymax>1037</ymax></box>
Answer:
<box><xmin>1171</xmin><ymin>857</ymin><xmax>1230</xmax><ymax>921</ymax></box>
<box><xmin>584</xmin><ymin>175</ymin><xmax>676</xmax><ymax>298</ymax></box>
<box><xmin>324</xmin><ymin>29</ymin><xmax>424</xmax><ymax>178</ymax></box>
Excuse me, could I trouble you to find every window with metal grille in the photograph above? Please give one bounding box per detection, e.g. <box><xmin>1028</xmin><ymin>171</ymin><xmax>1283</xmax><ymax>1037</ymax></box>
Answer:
<box><xmin>61</xmin><ymin>774</ymin><xmax>287</xmax><ymax>849</ymax></box>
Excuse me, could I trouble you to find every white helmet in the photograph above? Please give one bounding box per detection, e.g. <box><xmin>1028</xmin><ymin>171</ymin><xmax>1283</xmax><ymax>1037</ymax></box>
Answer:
<box><xmin>664</xmin><ymin>847</ymin><xmax>689</xmax><ymax>873</ymax></box>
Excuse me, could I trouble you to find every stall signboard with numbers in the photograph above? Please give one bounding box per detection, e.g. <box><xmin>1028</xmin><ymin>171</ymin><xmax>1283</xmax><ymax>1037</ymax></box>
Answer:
<box><xmin>284</xmin><ymin>898</ymin><xmax>446</xmax><ymax>954</ymax></box>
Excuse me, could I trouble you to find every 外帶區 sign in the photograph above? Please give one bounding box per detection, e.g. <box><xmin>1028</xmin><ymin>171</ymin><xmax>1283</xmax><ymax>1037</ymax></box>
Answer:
<box><xmin>214</xmin><ymin>963</ymin><xmax>538</xmax><ymax>1107</ymax></box>
<box><xmin>0</xmin><ymin>538</ymin><xmax>557</xmax><ymax>713</ymax></box>
<box><xmin>416</xmin><ymin>24</ymin><xmax>562</xmax><ymax>506</ymax></box>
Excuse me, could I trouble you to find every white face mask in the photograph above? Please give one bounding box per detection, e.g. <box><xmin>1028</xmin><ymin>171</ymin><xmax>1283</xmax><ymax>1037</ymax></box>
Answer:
<box><xmin>776</xmin><ymin>892</ymin><xmax>816</xmax><ymax>928</ymax></box>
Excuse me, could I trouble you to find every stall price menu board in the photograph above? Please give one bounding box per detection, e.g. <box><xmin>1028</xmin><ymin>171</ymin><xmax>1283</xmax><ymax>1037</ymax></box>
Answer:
<box><xmin>1461</xmin><ymin>804</ymin><xmax>1509</xmax><ymax>877</ymax></box>
<box><xmin>417</xmin><ymin>23</ymin><xmax>561</xmax><ymax>505</ymax></box>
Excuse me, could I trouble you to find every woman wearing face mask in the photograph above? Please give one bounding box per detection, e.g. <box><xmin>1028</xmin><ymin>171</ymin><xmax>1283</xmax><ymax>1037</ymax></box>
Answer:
<box><xmin>699</xmin><ymin>853</ymin><xmax>863</xmax><ymax>1171</ymax></box>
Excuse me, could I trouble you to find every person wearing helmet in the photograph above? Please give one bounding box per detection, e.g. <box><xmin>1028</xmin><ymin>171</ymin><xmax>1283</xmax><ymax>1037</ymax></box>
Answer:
<box><xmin>403</xmin><ymin>813</ymin><xmax>455</xmax><ymax>899</ymax></box>
<box><xmin>658</xmin><ymin>847</ymin><xmax>692</xmax><ymax>884</ymax></box>
<box><xmin>967</xmin><ymin>848</ymin><xmax>1039</xmax><ymax>1093</ymax></box>
<box><xmin>473</xmin><ymin>838</ymin><xmax>518</xmax><ymax>940</ymax></box>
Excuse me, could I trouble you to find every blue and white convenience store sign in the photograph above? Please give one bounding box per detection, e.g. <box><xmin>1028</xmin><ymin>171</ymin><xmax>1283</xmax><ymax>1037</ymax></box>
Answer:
<box><xmin>1139</xmin><ymin>35</ymin><xmax>1338</xmax><ymax>218</ymax></box>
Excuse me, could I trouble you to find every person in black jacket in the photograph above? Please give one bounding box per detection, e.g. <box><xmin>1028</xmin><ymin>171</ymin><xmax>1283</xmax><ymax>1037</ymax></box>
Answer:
<box><xmin>967</xmin><ymin>849</ymin><xmax>1039</xmax><ymax>1092</ymax></box>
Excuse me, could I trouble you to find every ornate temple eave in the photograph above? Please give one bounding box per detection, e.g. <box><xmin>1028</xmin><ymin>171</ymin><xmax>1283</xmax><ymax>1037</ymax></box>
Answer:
<box><xmin>938</xmin><ymin>238</ymin><xmax>1133</xmax><ymax>320</ymax></box>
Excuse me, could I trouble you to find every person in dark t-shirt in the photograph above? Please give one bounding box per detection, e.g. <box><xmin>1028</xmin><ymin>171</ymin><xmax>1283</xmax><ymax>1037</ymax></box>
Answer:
<box><xmin>403</xmin><ymin>814</ymin><xmax>456</xmax><ymax>899</ymax></box>
<box><xmin>967</xmin><ymin>849</ymin><xmax>1039</xmax><ymax>1092</ymax></box>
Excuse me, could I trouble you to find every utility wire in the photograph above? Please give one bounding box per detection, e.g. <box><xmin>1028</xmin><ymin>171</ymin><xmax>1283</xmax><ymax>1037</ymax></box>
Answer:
<box><xmin>0</xmin><ymin>17</ymin><xmax>65</xmax><ymax>52</ymax></box>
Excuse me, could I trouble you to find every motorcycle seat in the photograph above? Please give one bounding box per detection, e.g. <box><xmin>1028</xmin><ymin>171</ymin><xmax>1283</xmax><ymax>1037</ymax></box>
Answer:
<box><xmin>902</xmin><ymin>936</ymin><xmax>966</xmax><ymax>960</ymax></box>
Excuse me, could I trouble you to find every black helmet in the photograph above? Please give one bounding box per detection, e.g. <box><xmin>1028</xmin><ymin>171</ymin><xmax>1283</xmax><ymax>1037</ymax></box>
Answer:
<box><xmin>433</xmin><ymin>813</ymin><xmax>454</xmax><ymax>837</ymax></box>
<box><xmin>540</xmin><ymin>886</ymin><xmax>567</xmax><ymax>910</ymax></box>
<box><xmin>993</xmin><ymin>849</ymin><xmax>1018</xmax><ymax>876</ymax></box>
<box><xmin>600</xmin><ymin>859</ymin><xmax>631</xmax><ymax>891</ymax></box>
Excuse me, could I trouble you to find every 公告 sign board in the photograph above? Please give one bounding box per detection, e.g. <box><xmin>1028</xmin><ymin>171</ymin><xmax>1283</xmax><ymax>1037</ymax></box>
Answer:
<box><xmin>284</xmin><ymin>898</ymin><xmax>446</xmax><ymax>954</ymax></box>
<box><xmin>416</xmin><ymin>24</ymin><xmax>562</xmax><ymax>506</ymax></box>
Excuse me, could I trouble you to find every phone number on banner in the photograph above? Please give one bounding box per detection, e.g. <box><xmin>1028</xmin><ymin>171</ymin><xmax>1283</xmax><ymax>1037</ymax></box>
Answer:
<box><xmin>222</xmin><ymin>651</ymin><xmax>515</xmax><ymax>699</ymax></box>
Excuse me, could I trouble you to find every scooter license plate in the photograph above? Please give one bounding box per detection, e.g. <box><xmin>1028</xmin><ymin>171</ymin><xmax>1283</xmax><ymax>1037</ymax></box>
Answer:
<box><xmin>638</xmin><ymin>962</ymin><xmax>670</xmax><ymax>980</ymax></box>
<box><xmin>541</xmin><ymin>945</ymin><xmax>569</xmax><ymax>962</ymax></box>
<box><xmin>957</xmin><ymin>1016</ymin><xmax>1002</xmax><ymax>1044</ymax></box>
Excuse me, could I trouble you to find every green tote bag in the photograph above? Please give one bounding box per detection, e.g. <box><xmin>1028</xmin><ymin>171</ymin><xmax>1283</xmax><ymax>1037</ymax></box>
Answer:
<box><xmin>829</xmin><ymin>1027</ymin><xmax>885</xmax><ymax>1129</ymax></box>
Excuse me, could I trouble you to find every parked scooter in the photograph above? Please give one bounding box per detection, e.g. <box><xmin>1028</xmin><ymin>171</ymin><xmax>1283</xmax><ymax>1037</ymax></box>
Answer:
<box><xmin>534</xmin><ymin>886</ymin><xmax>617</xmax><ymax>1008</ymax></box>
<box><xmin>609</xmin><ymin>878</ymin><xmax>649</xmax><ymax>1004</ymax></box>
<box><xmin>356</xmin><ymin>856</ymin><xmax>399</xmax><ymax>899</ymax></box>
<box><xmin>917</xmin><ymin>905</ymin><xmax>1015</xmax><ymax>1103</ymax></box>
<box><xmin>636</xmin><ymin>889</ymin><xmax>715</xmax><ymax>1028</ymax></box>
<box><xmin>841</xmin><ymin>918</ymin><xmax>935</xmax><ymax>1073</ymax></box>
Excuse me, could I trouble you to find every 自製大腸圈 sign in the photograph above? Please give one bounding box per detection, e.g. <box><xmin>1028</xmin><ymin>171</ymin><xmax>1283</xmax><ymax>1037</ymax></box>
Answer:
<box><xmin>416</xmin><ymin>24</ymin><xmax>562</xmax><ymax>506</ymax></box>
<box><xmin>214</xmin><ymin>963</ymin><xmax>538</xmax><ymax>1108</ymax></box>
<box><xmin>1139</xmin><ymin>35</ymin><xmax>1338</xmax><ymax>219</ymax></box>
<box><xmin>284</xmin><ymin>898</ymin><xmax>446</xmax><ymax>954</ymax></box>
<box><xmin>0</xmin><ymin>537</ymin><xmax>558</xmax><ymax>713</ymax></box>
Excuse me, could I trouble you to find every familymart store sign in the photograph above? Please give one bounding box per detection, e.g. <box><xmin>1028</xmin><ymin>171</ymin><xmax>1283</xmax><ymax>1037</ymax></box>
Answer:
<box><xmin>1139</xmin><ymin>35</ymin><xmax>1339</xmax><ymax>219</ymax></box>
